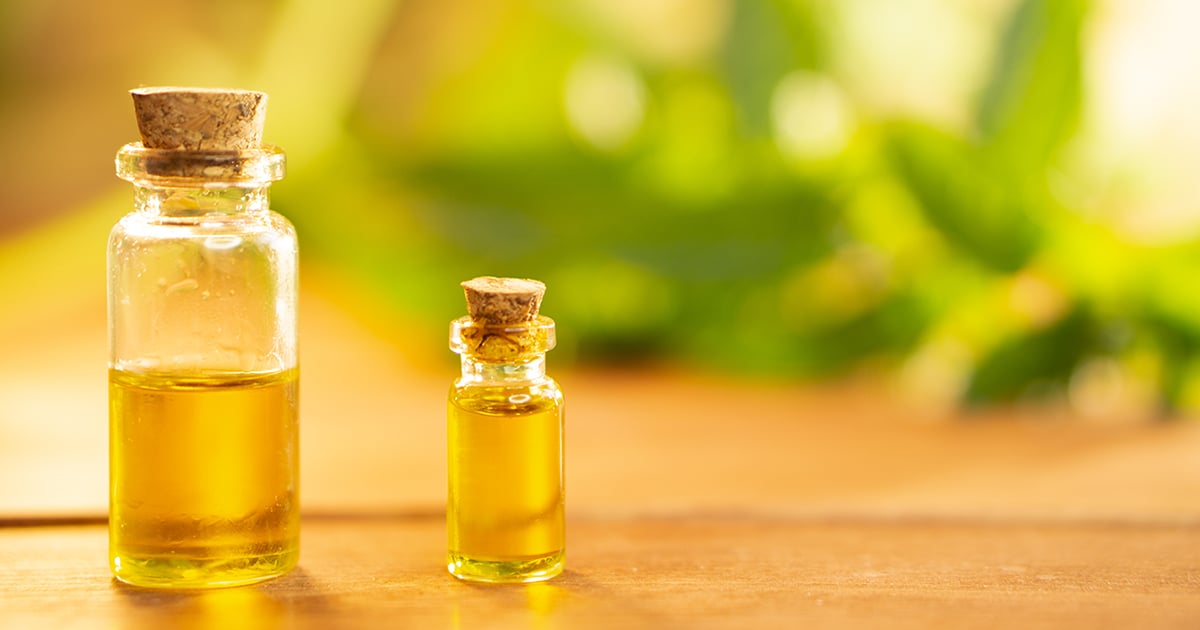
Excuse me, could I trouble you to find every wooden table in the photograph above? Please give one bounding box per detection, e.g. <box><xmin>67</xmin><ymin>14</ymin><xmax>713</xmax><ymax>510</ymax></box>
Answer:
<box><xmin>4</xmin><ymin>516</ymin><xmax>1199</xmax><ymax>628</ymax></box>
<box><xmin>2</xmin><ymin>266</ymin><xmax>1200</xmax><ymax>627</ymax></box>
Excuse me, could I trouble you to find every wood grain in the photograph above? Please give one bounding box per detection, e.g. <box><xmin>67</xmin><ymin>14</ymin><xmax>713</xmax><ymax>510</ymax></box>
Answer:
<box><xmin>2</xmin><ymin>517</ymin><xmax>1198</xmax><ymax>629</ymax></box>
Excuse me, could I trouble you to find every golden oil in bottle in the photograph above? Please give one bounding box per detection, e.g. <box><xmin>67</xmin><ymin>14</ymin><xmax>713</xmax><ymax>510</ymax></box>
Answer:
<box><xmin>447</xmin><ymin>276</ymin><xmax>565</xmax><ymax>583</ymax></box>
<box><xmin>108</xmin><ymin>368</ymin><xmax>299</xmax><ymax>588</ymax></box>
<box><xmin>448</xmin><ymin>385</ymin><xmax>565</xmax><ymax>581</ymax></box>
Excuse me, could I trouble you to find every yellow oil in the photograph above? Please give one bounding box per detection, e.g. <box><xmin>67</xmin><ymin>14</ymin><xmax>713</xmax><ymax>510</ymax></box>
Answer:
<box><xmin>447</xmin><ymin>386</ymin><xmax>564</xmax><ymax>583</ymax></box>
<box><xmin>109</xmin><ymin>368</ymin><xmax>299</xmax><ymax>588</ymax></box>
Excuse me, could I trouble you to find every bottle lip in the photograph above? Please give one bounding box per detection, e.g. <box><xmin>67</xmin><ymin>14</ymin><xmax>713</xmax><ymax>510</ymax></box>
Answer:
<box><xmin>115</xmin><ymin>142</ymin><xmax>285</xmax><ymax>187</ymax></box>
<box><xmin>450</xmin><ymin>315</ymin><xmax>556</xmax><ymax>360</ymax></box>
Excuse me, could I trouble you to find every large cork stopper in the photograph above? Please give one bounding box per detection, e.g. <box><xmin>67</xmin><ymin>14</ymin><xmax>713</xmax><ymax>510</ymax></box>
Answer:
<box><xmin>131</xmin><ymin>87</ymin><xmax>266</xmax><ymax>151</ymax></box>
<box><xmin>461</xmin><ymin>276</ymin><xmax>546</xmax><ymax>325</ymax></box>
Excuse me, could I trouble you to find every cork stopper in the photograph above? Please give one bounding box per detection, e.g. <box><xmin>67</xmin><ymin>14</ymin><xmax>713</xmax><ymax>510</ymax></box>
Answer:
<box><xmin>131</xmin><ymin>87</ymin><xmax>266</xmax><ymax>151</ymax></box>
<box><xmin>461</xmin><ymin>276</ymin><xmax>546</xmax><ymax>325</ymax></box>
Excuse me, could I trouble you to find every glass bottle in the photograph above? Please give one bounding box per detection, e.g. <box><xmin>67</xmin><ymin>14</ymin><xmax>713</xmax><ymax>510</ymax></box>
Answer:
<box><xmin>447</xmin><ymin>295</ymin><xmax>565</xmax><ymax>583</ymax></box>
<box><xmin>108</xmin><ymin>140</ymin><xmax>299</xmax><ymax>588</ymax></box>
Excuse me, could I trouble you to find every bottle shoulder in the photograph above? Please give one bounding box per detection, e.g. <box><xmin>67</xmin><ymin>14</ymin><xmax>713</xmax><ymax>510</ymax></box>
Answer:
<box><xmin>452</xmin><ymin>372</ymin><xmax>561</xmax><ymax>392</ymax></box>
<box><xmin>264</xmin><ymin>209</ymin><xmax>297</xmax><ymax>235</ymax></box>
<box><xmin>450</xmin><ymin>376</ymin><xmax>563</xmax><ymax>416</ymax></box>
<box><xmin>109</xmin><ymin>209</ymin><xmax>296</xmax><ymax>241</ymax></box>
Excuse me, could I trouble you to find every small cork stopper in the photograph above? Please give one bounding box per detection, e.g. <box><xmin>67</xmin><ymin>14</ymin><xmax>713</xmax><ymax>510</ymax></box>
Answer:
<box><xmin>461</xmin><ymin>277</ymin><xmax>546</xmax><ymax>325</ymax></box>
<box><xmin>131</xmin><ymin>87</ymin><xmax>266</xmax><ymax>151</ymax></box>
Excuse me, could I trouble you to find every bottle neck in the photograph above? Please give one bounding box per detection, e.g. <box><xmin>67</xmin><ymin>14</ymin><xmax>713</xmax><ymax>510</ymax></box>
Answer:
<box><xmin>133</xmin><ymin>184</ymin><xmax>271</xmax><ymax>220</ymax></box>
<box><xmin>116</xmin><ymin>143</ymin><xmax>285</xmax><ymax>220</ymax></box>
<box><xmin>459</xmin><ymin>354</ymin><xmax>547</xmax><ymax>385</ymax></box>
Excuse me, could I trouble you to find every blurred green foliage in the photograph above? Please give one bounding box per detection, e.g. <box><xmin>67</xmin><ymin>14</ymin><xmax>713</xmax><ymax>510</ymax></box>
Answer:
<box><xmin>53</xmin><ymin>0</ymin><xmax>1175</xmax><ymax>415</ymax></box>
<box><xmin>261</xmin><ymin>0</ymin><xmax>1200</xmax><ymax>413</ymax></box>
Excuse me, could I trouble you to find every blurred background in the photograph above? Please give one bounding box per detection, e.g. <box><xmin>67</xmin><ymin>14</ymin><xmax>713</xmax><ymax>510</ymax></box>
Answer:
<box><xmin>1</xmin><ymin>0</ymin><xmax>1199</xmax><ymax>422</ymax></box>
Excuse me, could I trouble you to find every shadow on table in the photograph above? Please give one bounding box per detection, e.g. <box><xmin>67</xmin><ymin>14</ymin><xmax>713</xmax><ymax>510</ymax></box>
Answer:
<box><xmin>111</xmin><ymin>568</ymin><xmax>337</xmax><ymax>629</ymax></box>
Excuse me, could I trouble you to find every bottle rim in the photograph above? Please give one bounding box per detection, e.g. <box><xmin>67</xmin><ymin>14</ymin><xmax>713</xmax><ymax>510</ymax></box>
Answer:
<box><xmin>115</xmin><ymin>142</ymin><xmax>285</xmax><ymax>187</ymax></box>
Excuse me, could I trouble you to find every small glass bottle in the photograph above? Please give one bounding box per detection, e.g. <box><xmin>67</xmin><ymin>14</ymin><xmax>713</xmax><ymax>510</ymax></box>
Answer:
<box><xmin>108</xmin><ymin>88</ymin><xmax>299</xmax><ymax>588</ymax></box>
<box><xmin>447</xmin><ymin>277</ymin><xmax>565</xmax><ymax>583</ymax></box>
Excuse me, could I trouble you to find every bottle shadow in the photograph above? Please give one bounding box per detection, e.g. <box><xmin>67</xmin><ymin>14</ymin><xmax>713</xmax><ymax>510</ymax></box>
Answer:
<box><xmin>111</xmin><ymin>568</ymin><xmax>337</xmax><ymax>628</ymax></box>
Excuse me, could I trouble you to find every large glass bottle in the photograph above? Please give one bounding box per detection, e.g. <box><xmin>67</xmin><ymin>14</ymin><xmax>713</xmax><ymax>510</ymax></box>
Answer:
<box><xmin>447</xmin><ymin>279</ymin><xmax>565</xmax><ymax>583</ymax></box>
<box><xmin>108</xmin><ymin>138</ymin><xmax>299</xmax><ymax>588</ymax></box>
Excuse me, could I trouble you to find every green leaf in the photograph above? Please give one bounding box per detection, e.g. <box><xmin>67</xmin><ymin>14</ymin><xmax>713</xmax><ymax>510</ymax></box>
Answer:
<box><xmin>886</xmin><ymin>122</ymin><xmax>1041</xmax><ymax>273</ymax></box>
<box><xmin>965</xmin><ymin>307</ymin><xmax>1093</xmax><ymax>404</ymax></box>
<box><xmin>976</xmin><ymin>0</ymin><xmax>1087</xmax><ymax>168</ymax></box>
<box><xmin>719</xmin><ymin>0</ymin><xmax>825</xmax><ymax>136</ymax></box>
<box><xmin>251</xmin><ymin>0</ymin><xmax>398</xmax><ymax>170</ymax></box>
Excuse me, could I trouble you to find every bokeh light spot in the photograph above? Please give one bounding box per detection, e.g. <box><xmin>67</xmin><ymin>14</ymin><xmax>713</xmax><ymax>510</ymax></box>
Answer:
<box><xmin>770</xmin><ymin>71</ymin><xmax>855</xmax><ymax>162</ymax></box>
<box><xmin>564</xmin><ymin>55</ymin><xmax>646</xmax><ymax>152</ymax></box>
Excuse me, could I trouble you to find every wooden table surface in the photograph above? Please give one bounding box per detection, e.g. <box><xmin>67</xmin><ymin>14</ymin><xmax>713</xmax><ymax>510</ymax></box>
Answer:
<box><xmin>4</xmin><ymin>516</ymin><xmax>1199</xmax><ymax>629</ymax></box>
<box><xmin>2</xmin><ymin>263</ymin><xmax>1200</xmax><ymax>628</ymax></box>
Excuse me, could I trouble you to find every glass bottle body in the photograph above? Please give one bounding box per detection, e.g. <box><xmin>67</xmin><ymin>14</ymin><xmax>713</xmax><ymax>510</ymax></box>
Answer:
<box><xmin>447</xmin><ymin>318</ymin><xmax>565</xmax><ymax>583</ymax></box>
<box><xmin>108</xmin><ymin>144</ymin><xmax>299</xmax><ymax>588</ymax></box>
